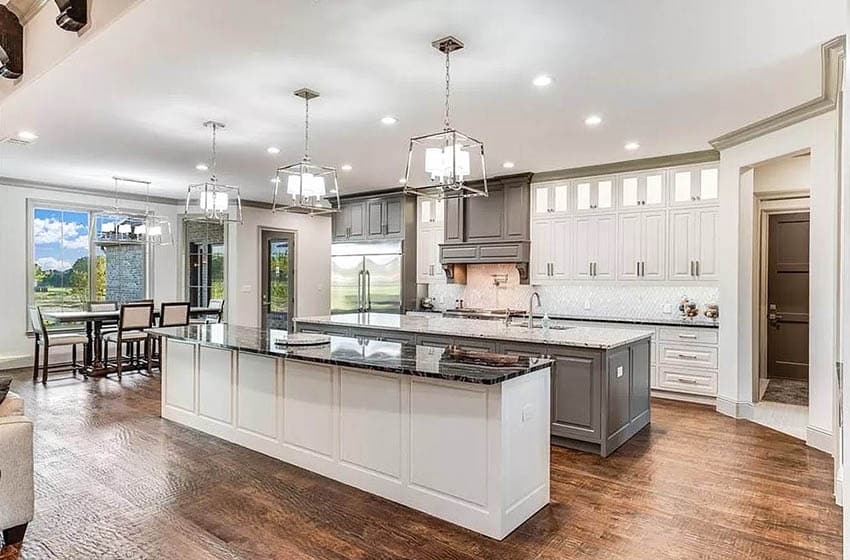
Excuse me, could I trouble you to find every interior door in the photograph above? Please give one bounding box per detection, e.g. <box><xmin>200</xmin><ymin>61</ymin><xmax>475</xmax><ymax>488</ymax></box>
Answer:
<box><xmin>364</xmin><ymin>254</ymin><xmax>401</xmax><ymax>312</ymax></box>
<box><xmin>261</xmin><ymin>230</ymin><xmax>295</xmax><ymax>331</ymax></box>
<box><xmin>767</xmin><ymin>212</ymin><xmax>810</xmax><ymax>380</ymax></box>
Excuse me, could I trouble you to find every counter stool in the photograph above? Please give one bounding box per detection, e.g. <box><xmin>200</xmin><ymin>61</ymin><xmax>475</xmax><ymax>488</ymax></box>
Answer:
<box><xmin>150</xmin><ymin>302</ymin><xmax>190</xmax><ymax>372</ymax></box>
<box><xmin>103</xmin><ymin>302</ymin><xmax>154</xmax><ymax>379</ymax></box>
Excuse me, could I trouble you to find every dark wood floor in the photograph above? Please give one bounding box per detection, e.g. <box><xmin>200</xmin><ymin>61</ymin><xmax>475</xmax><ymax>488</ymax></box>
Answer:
<box><xmin>0</xmin><ymin>367</ymin><xmax>841</xmax><ymax>560</ymax></box>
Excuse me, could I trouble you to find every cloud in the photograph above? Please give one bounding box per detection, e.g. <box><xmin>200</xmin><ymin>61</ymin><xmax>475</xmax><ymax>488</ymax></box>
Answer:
<box><xmin>36</xmin><ymin>257</ymin><xmax>73</xmax><ymax>272</ymax></box>
<box><xmin>33</xmin><ymin>217</ymin><xmax>89</xmax><ymax>249</ymax></box>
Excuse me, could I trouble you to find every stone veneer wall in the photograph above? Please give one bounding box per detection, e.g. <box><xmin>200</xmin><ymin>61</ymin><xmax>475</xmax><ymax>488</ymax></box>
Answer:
<box><xmin>103</xmin><ymin>244</ymin><xmax>146</xmax><ymax>302</ymax></box>
<box><xmin>427</xmin><ymin>264</ymin><xmax>719</xmax><ymax>323</ymax></box>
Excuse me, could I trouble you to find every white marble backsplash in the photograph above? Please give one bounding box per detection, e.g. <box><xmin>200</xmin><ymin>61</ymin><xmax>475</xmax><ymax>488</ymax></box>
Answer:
<box><xmin>427</xmin><ymin>264</ymin><xmax>719</xmax><ymax>322</ymax></box>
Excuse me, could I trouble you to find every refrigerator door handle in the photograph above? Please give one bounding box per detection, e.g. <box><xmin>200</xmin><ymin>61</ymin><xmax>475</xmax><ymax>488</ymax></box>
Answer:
<box><xmin>357</xmin><ymin>269</ymin><xmax>364</xmax><ymax>312</ymax></box>
<box><xmin>365</xmin><ymin>270</ymin><xmax>372</xmax><ymax>311</ymax></box>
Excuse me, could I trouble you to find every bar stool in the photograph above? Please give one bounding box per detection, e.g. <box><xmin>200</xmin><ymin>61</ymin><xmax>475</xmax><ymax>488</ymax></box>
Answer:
<box><xmin>29</xmin><ymin>307</ymin><xmax>88</xmax><ymax>384</ymax></box>
<box><xmin>150</xmin><ymin>302</ymin><xmax>190</xmax><ymax>372</ymax></box>
<box><xmin>103</xmin><ymin>302</ymin><xmax>154</xmax><ymax>379</ymax></box>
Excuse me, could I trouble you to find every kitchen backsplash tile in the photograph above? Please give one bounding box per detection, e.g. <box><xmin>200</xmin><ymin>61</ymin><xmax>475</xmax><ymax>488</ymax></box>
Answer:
<box><xmin>427</xmin><ymin>264</ymin><xmax>719</xmax><ymax>322</ymax></box>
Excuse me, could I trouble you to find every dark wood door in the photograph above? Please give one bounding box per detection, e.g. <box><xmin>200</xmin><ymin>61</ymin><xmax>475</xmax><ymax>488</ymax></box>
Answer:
<box><xmin>766</xmin><ymin>212</ymin><xmax>809</xmax><ymax>380</ymax></box>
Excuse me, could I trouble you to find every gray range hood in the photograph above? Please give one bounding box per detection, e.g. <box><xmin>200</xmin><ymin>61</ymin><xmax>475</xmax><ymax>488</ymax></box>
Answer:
<box><xmin>438</xmin><ymin>173</ymin><xmax>533</xmax><ymax>284</ymax></box>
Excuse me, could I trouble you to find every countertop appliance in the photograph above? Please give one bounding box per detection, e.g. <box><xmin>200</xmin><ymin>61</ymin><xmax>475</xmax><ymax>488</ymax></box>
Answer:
<box><xmin>332</xmin><ymin>241</ymin><xmax>404</xmax><ymax>314</ymax></box>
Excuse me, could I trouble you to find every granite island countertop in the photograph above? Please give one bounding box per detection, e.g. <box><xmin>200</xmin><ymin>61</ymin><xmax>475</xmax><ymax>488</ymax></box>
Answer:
<box><xmin>294</xmin><ymin>313</ymin><xmax>654</xmax><ymax>350</ymax></box>
<box><xmin>150</xmin><ymin>324</ymin><xmax>552</xmax><ymax>385</ymax></box>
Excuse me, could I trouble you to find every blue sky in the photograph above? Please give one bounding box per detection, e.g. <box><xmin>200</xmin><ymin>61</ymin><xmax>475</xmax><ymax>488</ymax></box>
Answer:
<box><xmin>33</xmin><ymin>208</ymin><xmax>90</xmax><ymax>272</ymax></box>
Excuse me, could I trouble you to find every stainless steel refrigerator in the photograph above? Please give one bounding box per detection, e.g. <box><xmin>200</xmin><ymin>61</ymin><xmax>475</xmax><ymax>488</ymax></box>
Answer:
<box><xmin>331</xmin><ymin>241</ymin><xmax>403</xmax><ymax>313</ymax></box>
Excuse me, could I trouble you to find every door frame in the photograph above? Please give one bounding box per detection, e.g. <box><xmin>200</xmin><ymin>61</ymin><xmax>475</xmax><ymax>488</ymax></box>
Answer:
<box><xmin>259</xmin><ymin>227</ymin><xmax>297</xmax><ymax>331</ymax></box>
<box><xmin>753</xmin><ymin>191</ymin><xmax>810</xmax><ymax>403</ymax></box>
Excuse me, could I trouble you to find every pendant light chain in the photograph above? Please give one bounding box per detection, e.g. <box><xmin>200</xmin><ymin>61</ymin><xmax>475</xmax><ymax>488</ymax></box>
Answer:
<box><xmin>444</xmin><ymin>48</ymin><xmax>451</xmax><ymax>131</ymax></box>
<box><xmin>304</xmin><ymin>95</ymin><xmax>310</xmax><ymax>161</ymax></box>
<box><xmin>210</xmin><ymin>123</ymin><xmax>218</xmax><ymax>182</ymax></box>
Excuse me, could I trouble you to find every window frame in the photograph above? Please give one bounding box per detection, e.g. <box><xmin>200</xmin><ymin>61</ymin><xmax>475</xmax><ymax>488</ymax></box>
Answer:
<box><xmin>26</xmin><ymin>198</ymin><xmax>155</xmax><ymax>332</ymax></box>
<box><xmin>181</xmin><ymin>218</ymin><xmax>228</xmax><ymax>309</ymax></box>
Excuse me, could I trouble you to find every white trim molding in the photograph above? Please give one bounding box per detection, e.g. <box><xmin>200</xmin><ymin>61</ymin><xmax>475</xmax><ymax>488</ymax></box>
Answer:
<box><xmin>710</xmin><ymin>36</ymin><xmax>846</xmax><ymax>150</ymax></box>
<box><xmin>716</xmin><ymin>396</ymin><xmax>755</xmax><ymax>419</ymax></box>
<box><xmin>807</xmin><ymin>424</ymin><xmax>834</xmax><ymax>454</ymax></box>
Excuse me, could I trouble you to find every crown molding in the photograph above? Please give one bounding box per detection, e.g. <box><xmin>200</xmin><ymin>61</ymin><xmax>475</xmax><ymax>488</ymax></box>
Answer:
<box><xmin>0</xmin><ymin>175</ymin><xmax>182</xmax><ymax>205</ymax></box>
<box><xmin>709</xmin><ymin>35</ymin><xmax>846</xmax><ymax>151</ymax></box>
<box><xmin>532</xmin><ymin>150</ymin><xmax>719</xmax><ymax>183</ymax></box>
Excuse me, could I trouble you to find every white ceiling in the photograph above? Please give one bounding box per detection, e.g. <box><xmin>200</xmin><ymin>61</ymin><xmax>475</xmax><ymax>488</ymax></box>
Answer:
<box><xmin>0</xmin><ymin>0</ymin><xmax>843</xmax><ymax>201</ymax></box>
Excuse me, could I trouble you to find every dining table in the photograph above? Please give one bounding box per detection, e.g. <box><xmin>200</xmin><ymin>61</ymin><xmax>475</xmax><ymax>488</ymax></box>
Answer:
<box><xmin>41</xmin><ymin>306</ymin><xmax>218</xmax><ymax>375</ymax></box>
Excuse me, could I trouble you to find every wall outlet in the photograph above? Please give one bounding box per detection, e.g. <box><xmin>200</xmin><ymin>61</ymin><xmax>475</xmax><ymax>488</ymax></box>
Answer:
<box><xmin>662</xmin><ymin>303</ymin><xmax>673</xmax><ymax>314</ymax></box>
<box><xmin>583</xmin><ymin>300</ymin><xmax>591</xmax><ymax>310</ymax></box>
<box><xmin>521</xmin><ymin>403</ymin><xmax>534</xmax><ymax>422</ymax></box>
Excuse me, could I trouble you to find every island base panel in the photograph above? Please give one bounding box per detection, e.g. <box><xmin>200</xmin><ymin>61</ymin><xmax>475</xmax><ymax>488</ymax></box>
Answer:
<box><xmin>161</xmin><ymin>340</ymin><xmax>551</xmax><ymax>540</ymax></box>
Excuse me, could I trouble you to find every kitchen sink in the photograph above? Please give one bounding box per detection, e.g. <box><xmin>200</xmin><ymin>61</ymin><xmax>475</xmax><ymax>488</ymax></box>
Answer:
<box><xmin>509</xmin><ymin>321</ymin><xmax>573</xmax><ymax>331</ymax></box>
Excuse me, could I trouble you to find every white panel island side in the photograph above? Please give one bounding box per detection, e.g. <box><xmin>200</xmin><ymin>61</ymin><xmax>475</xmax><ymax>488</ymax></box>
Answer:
<box><xmin>151</xmin><ymin>324</ymin><xmax>553</xmax><ymax>540</ymax></box>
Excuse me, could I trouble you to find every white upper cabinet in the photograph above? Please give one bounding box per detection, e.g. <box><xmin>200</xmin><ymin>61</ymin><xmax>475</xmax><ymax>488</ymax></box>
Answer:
<box><xmin>670</xmin><ymin>164</ymin><xmax>719</xmax><ymax>206</ymax></box>
<box><xmin>574</xmin><ymin>176</ymin><xmax>614</xmax><ymax>213</ymax></box>
<box><xmin>618</xmin><ymin>171</ymin><xmax>666</xmax><ymax>209</ymax></box>
<box><xmin>574</xmin><ymin>214</ymin><xmax>616</xmax><ymax>279</ymax></box>
<box><xmin>531</xmin><ymin>216</ymin><xmax>572</xmax><ymax>284</ymax></box>
<box><xmin>418</xmin><ymin>198</ymin><xmax>445</xmax><ymax>225</ymax></box>
<box><xmin>617</xmin><ymin>211</ymin><xmax>666</xmax><ymax>281</ymax></box>
<box><xmin>417</xmin><ymin>199</ymin><xmax>445</xmax><ymax>284</ymax></box>
<box><xmin>668</xmin><ymin>208</ymin><xmax>718</xmax><ymax>281</ymax></box>
<box><xmin>532</xmin><ymin>182</ymin><xmax>570</xmax><ymax>217</ymax></box>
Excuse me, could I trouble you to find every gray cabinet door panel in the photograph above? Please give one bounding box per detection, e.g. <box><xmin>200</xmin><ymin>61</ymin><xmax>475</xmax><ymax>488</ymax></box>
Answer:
<box><xmin>465</xmin><ymin>193</ymin><xmax>504</xmax><ymax>241</ymax></box>
<box><xmin>606</xmin><ymin>347</ymin><xmax>631</xmax><ymax>437</ymax></box>
<box><xmin>348</xmin><ymin>202</ymin><xmax>365</xmax><ymax>239</ymax></box>
<box><xmin>385</xmin><ymin>197</ymin><xmax>403</xmax><ymax>237</ymax></box>
<box><xmin>371</xmin><ymin>330</ymin><xmax>414</xmax><ymax>344</ymax></box>
<box><xmin>416</xmin><ymin>334</ymin><xmax>454</xmax><ymax>348</ymax></box>
<box><xmin>477</xmin><ymin>243</ymin><xmax>529</xmax><ymax>261</ymax></box>
<box><xmin>444</xmin><ymin>198</ymin><xmax>464</xmax><ymax>243</ymax></box>
<box><xmin>441</xmin><ymin>245</ymin><xmax>478</xmax><ymax>261</ymax></box>
<box><xmin>505</xmin><ymin>184</ymin><xmax>529</xmax><ymax>240</ymax></box>
<box><xmin>629</xmin><ymin>341</ymin><xmax>651</xmax><ymax>422</ymax></box>
<box><xmin>551</xmin><ymin>352</ymin><xmax>600</xmax><ymax>441</ymax></box>
<box><xmin>453</xmin><ymin>338</ymin><xmax>497</xmax><ymax>353</ymax></box>
<box><xmin>332</xmin><ymin>209</ymin><xmax>348</xmax><ymax>240</ymax></box>
<box><xmin>367</xmin><ymin>200</ymin><xmax>384</xmax><ymax>237</ymax></box>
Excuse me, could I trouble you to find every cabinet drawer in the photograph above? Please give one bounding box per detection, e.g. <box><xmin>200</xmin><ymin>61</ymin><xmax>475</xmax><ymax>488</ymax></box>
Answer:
<box><xmin>658</xmin><ymin>343</ymin><xmax>717</xmax><ymax>368</ymax></box>
<box><xmin>659</xmin><ymin>326</ymin><xmax>718</xmax><ymax>345</ymax></box>
<box><xmin>415</xmin><ymin>334</ymin><xmax>454</xmax><ymax>348</ymax></box>
<box><xmin>657</xmin><ymin>366</ymin><xmax>717</xmax><ymax>396</ymax></box>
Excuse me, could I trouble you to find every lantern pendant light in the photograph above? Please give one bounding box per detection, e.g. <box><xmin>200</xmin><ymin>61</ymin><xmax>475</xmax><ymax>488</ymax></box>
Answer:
<box><xmin>273</xmin><ymin>88</ymin><xmax>340</xmax><ymax>215</ymax></box>
<box><xmin>403</xmin><ymin>36</ymin><xmax>488</xmax><ymax>200</ymax></box>
<box><xmin>93</xmin><ymin>176</ymin><xmax>170</xmax><ymax>246</ymax></box>
<box><xmin>185</xmin><ymin>121</ymin><xmax>243</xmax><ymax>224</ymax></box>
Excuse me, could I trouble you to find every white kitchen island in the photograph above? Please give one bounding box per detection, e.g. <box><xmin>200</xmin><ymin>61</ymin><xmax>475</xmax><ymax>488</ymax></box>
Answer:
<box><xmin>152</xmin><ymin>324</ymin><xmax>553</xmax><ymax>540</ymax></box>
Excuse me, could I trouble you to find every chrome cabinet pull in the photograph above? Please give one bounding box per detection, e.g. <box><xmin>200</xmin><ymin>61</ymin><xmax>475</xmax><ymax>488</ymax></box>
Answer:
<box><xmin>695</xmin><ymin>260</ymin><xmax>700</xmax><ymax>276</ymax></box>
<box><xmin>676</xmin><ymin>352</ymin><xmax>699</xmax><ymax>359</ymax></box>
<box><xmin>365</xmin><ymin>270</ymin><xmax>372</xmax><ymax>311</ymax></box>
<box><xmin>636</xmin><ymin>261</ymin><xmax>640</xmax><ymax>276</ymax></box>
<box><xmin>677</xmin><ymin>378</ymin><xmax>698</xmax><ymax>384</ymax></box>
<box><xmin>677</xmin><ymin>333</ymin><xmax>697</xmax><ymax>339</ymax></box>
<box><xmin>357</xmin><ymin>270</ymin><xmax>364</xmax><ymax>311</ymax></box>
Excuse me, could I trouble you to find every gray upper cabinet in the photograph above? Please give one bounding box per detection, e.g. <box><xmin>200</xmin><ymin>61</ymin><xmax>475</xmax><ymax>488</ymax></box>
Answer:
<box><xmin>442</xmin><ymin>173</ymin><xmax>533</xmax><ymax>245</ymax></box>
<box><xmin>333</xmin><ymin>195</ymin><xmax>404</xmax><ymax>242</ymax></box>
<box><xmin>333</xmin><ymin>200</ymin><xmax>366</xmax><ymax>241</ymax></box>
<box><xmin>444</xmin><ymin>197</ymin><xmax>464</xmax><ymax>243</ymax></box>
<box><xmin>465</xmin><ymin>192</ymin><xmax>505</xmax><ymax>241</ymax></box>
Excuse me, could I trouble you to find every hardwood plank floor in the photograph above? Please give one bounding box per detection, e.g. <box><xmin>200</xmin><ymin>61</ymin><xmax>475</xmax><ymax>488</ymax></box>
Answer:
<box><xmin>0</xmin><ymin>367</ymin><xmax>841</xmax><ymax>560</ymax></box>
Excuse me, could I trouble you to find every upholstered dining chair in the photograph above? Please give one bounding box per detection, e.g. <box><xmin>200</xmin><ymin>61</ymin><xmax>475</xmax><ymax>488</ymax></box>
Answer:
<box><xmin>149</xmin><ymin>302</ymin><xmax>190</xmax><ymax>372</ymax></box>
<box><xmin>191</xmin><ymin>298</ymin><xmax>225</xmax><ymax>324</ymax></box>
<box><xmin>29</xmin><ymin>307</ymin><xmax>87</xmax><ymax>384</ymax></box>
<box><xmin>103</xmin><ymin>302</ymin><xmax>154</xmax><ymax>379</ymax></box>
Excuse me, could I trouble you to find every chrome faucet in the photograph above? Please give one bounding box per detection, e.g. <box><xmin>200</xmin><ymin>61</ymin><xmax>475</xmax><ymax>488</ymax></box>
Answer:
<box><xmin>528</xmin><ymin>292</ymin><xmax>541</xmax><ymax>330</ymax></box>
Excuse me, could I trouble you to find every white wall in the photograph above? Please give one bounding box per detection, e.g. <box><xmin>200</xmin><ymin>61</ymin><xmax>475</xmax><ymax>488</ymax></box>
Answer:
<box><xmin>753</xmin><ymin>153</ymin><xmax>811</xmax><ymax>193</ymax></box>
<box><xmin>0</xmin><ymin>183</ymin><xmax>181</xmax><ymax>369</ymax></box>
<box><xmin>227</xmin><ymin>206</ymin><xmax>331</xmax><ymax>328</ymax></box>
<box><xmin>717</xmin><ymin>111</ymin><xmax>840</xmax><ymax>453</ymax></box>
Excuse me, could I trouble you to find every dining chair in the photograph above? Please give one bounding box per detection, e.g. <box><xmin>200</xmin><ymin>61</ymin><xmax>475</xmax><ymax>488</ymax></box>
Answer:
<box><xmin>103</xmin><ymin>302</ymin><xmax>154</xmax><ymax>379</ymax></box>
<box><xmin>191</xmin><ymin>298</ymin><xmax>225</xmax><ymax>324</ymax></box>
<box><xmin>150</xmin><ymin>302</ymin><xmax>190</xmax><ymax>372</ymax></box>
<box><xmin>29</xmin><ymin>307</ymin><xmax>88</xmax><ymax>384</ymax></box>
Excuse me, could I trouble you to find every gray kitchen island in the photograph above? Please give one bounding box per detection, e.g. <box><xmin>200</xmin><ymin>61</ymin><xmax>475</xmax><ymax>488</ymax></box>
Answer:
<box><xmin>294</xmin><ymin>313</ymin><xmax>653</xmax><ymax>457</ymax></box>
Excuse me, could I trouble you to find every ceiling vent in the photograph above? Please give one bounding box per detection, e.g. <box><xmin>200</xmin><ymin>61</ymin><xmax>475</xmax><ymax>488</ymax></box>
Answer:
<box><xmin>0</xmin><ymin>6</ymin><xmax>23</xmax><ymax>79</ymax></box>
<box><xmin>0</xmin><ymin>135</ymin><xmax>35</xmax><ymax>146</ymax></box>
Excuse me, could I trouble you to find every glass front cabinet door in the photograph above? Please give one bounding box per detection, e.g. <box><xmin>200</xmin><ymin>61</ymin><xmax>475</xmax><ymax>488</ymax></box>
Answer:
<box><xmin>618</xmin><ymin>171</ymin><xmax>666</xmax><ymax>209</ymax></box>
<box><xmin>670</xmin><ymin>164</ymin><xmax>719</xmax><ymax>205</ymax></box>
<box><xmin>574</xmin><ymin>176</ymin><xmax>614</xmax><ymax>212</ymax></box>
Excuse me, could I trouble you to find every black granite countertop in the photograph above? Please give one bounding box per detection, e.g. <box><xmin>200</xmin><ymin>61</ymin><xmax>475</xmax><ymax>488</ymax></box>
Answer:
<box><xmin>150</xmin><ymin>324</ymin><xmax>552</xmax><ymax>385</ymax></box>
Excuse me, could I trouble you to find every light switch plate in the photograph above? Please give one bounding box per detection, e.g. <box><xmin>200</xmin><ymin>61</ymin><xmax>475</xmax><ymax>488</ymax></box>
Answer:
<box><xmin>616</xmin><ymin>366</ymin><xmax>624</xmax><ymax>378</ymax></box>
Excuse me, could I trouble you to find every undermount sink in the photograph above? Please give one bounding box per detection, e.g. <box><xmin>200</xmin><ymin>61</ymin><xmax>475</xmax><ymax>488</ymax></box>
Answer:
<box><xmin>509</xmin><ymin>321</ymin><xmax>573</xmax><ymax>331</ymax></box>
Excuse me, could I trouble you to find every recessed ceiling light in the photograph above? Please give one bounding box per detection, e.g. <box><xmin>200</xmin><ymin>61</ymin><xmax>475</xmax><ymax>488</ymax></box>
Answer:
<box><xmin>502</xmin><ymin>161</ymin><xmax>515</xmax><ymax>169</ymax></box>
<box><xmin>341</xmin><ymin>164</ymin><xmax>353</xmax><ymax>171</ymax></box>
<box><xmin>195</xmin><ymin>163</ymin><xmax>209</xmax><ymax>171</ymax></box>
<box><xmin>584</xmin><ymin>115</ymin><xmax>602</xmax><ymax>127</ymax></box>
<box><xmin>532</xmin><ymin>75</ymin><xmax>552</xmax><ymax>87</ymax></box>
<box><xmin>267</xmin><ymin>146</ymin><xmax>280</xmax><ymax>155</ymax></box>
<box><xmin>381</xmin><ymin>116</ymin><xmax>398</xmax><ymax>125</ymax></box>
<box><xmin>17</xmin><ymin>131</ymin><xmax>38</xmax><ymax>141</ymax></box>
<box><xmin>624</xmin><ymin>141</ymin><xmax>640</xmax><ymax>151</ymax></box>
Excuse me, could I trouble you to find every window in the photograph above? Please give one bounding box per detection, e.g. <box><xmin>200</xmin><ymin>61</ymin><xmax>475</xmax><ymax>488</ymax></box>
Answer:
<box><xmin>29</xmin><ymin>203</ymin><xmax>151</xmax><ymax>327</ymax></box>
<box><xmin>185</xmin><ymin>221</ymin><xmax>226</xmax><ymax>307</ymax></box>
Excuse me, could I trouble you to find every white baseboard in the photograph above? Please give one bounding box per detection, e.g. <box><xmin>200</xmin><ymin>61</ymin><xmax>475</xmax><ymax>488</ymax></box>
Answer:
<box><xmin>835</xmin><ymin>466</ymin><xmax>843</xmax><ymax>507</ymax></box>
<box><xmin>0</xmin><ymin>355</ymin><xmax>32</xmax><ymax>371</ymax></box>
<box><xmin>806</xmin><ymin>425</ymin><xmax>833</xmax><ymax>455</ymax></box>
<box><xmin>715</xmin><ymin>396</ymin><xmax>754</xmax><ymax>419</ymax></box>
